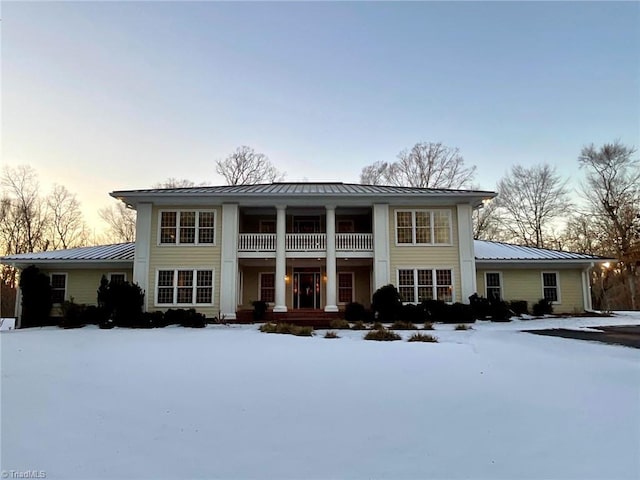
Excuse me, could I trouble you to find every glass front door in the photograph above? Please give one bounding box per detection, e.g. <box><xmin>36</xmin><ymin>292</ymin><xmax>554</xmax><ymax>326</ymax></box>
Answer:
<box><xmin>293</xmin><ymin>271</ymin><xmax>321</xmax><ymax>309</ymax></box>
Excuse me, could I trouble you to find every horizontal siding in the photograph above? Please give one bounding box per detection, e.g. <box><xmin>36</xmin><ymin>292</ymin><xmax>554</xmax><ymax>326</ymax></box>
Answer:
<box><xmin>147</xmin><ymin>205</ymin><xmax>222</xmax><ymax>317</ymax></box>
<box><xmin>44</xmin><ymin>268</ymin><xmax>134</xmax><ymax>307</ymax></box>
<box><xmin>476</xmin><ymin>269</ymin><xmax>586</xmax><ymax>313</ymax></box>
<box><xmin>388</xmin><ymin>206</ymin><xmax>462</xmax><ymax>302</ymax></box>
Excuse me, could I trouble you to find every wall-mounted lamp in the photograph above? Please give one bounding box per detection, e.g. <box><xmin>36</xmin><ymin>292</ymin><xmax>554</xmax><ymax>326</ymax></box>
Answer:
<box><xmin>284</xmin><ymin>275</ymin><xmax>290</xmax><ymax>283</ymax></box>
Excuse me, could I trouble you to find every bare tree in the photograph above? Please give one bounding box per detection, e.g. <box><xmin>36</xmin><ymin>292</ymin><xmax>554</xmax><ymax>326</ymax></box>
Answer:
<box><xmin>47</xmin><ymin>184</ymin><xmax>89</xmax><ymax>249</ymax></box>
<box><xmin>578</xmin><ymin>141</ymin><xmax>640</xmax><ymax>309</ymax></box>
<box><xmin>99</xmin><ymin>202</ymin><xmax>136</xmax><ymax>243</ymax></box>
<box><xmin>359</xmin><ymin>142</ymin><xmax>476</xmax><ymax>189</ymax></box>
<box><xmin>495</xmin><ymin>164</ymin><xmax>571</xmax><ymax>248</ymax></box>
<box><xmin>473</xmin><ymin>199</ymin><xmax>506</xmax><ymax>241</ymax></box>
<box><xmin>0</xmin><ymin>165</ymin><xmax>50</xmax><ymax>254</ymax></box>
<box><xmin>153</xmin><ymin>178</ymin><xmax>200</xmax><ymax>188</ymax></box>
<box><xmin>215</xmin><ymin>146</ymin><xmax>285</xmax><ymax>185</ymax></box>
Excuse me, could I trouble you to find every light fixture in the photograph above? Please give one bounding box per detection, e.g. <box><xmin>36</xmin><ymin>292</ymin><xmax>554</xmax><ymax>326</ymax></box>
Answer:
<box><xmin>602</xmin><ymin>262</ymin><xmax>611</xmax><ymax>269</ymax></box>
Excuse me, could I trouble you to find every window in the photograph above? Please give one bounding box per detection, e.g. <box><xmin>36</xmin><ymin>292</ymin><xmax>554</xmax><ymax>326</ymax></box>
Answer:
<box><xmin>485</xmin><ymin>272</ymin><xmax>502</xmax><ymax>300</ymax></box>
<box><xmin>108</xmin><ymin>273</ymin><xmax>127</xmax><ymax>285</ymax></box>
<box><xmin>156</xmin><ymin>269</ymin><xmax>214</xmax><ymax>305</ymax></box>
<box><xmin>397</xmin><ymin>268</ymin><xmax>453</xmax><ymax>303</ymax></box>
<box><xmin>337</xmin><ymin>220</ymin><xmax>354</xmax><ymax>233</ymax></box>
<box><xmin>542</xmin><ymin>272</ymin><xmax>560</xmax><ymax>303</ymax></box>
<box><xmin>51</xmin><ymin>273</ymin><xmax>67</xmax><ymax>304</ymax></box>
<box><xmin>395</xmin><ymin>210</ymin><xmax>451</xmax><ymax>245</ymax></box>
<box><xmin>159</xmin><ymin>210</ymin><xmax>216</xmax><ymax>245</ymax></box>
<box><xmin>259</xmin><ymin>273</ymin><xmax>275</xmax><ymax>303</ymax></box>
<box><xmin>338</xmin><ymin>272</ymin><xmax>354</xmax><ymax>304</ymax></box>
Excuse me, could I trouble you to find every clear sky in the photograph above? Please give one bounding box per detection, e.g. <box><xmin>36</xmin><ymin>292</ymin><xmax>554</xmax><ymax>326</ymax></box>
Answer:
<box><xmin>2</xmin><ymin>1</ymin><xmax>639</xmax><ymax>230</ymax></box>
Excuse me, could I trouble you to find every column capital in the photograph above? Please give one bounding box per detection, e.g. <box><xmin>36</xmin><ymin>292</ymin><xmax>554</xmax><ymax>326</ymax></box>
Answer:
<box><xmin>325</xmin><ymin>204</ymin><xmax>336</xmax><ymax>211</ymax></box>
<box><xmin>275</xmin><ymin>204</ymin><xmax>287</xmax><ymax>211</ymax></box>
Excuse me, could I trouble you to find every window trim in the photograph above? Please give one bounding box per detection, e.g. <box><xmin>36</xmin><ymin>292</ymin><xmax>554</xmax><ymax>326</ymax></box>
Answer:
<box><xmin>396</xmin><ymin>267</ymin><xmax>455</xmax><ymax>304</ymax></box>
<box><xmin>394</xmin><ymin>209</ymin><xmax>453</xmax><ymax>246</ymax></box>
<box><xmin>541</xmin><ymin>271</ymin><xmax>561</xmax><ymax>304</ymax></box>
<box><xmin>484</xmin><ymin>271</ymin><xmax>503</xmax><ymax>300</ymax></box>
<box><xmin>50</xmin><ymin>272</ymin><xmax>68</xmax><ymax>305</ymax></box>
<box><xmin>154</xmin><ymin>268</ymin><xmax>215</xmax><ymax>307</ymax></box>
<box><xmin>337</xmin><ymin>271</ymin><xmax>355</xmax><ymax>305</ymax></box>
<box><xmin>108</xmin><ymin>272</ymin><xmax>127</xmax><ymax>283</ymax></box>
<box><xmin>157</xmin><ymin>209</ymin><xmax>217</xmax><ymax>246</ymax></box>
<box><xmin>258</xmin><ymin>272</ymin><xmax>276</xmax><ymax>305</ymax></box>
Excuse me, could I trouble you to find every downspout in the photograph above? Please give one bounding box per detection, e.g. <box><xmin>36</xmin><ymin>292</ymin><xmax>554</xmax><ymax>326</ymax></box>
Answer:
<box><xmin>583</xmin><ymin>263</ymin><xmax>594</xmax><ymax>312</ymax></box>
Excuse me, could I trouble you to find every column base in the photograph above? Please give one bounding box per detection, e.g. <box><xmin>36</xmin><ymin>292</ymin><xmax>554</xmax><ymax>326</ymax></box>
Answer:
<box><xmin>324</xmin><ymin>305</ymin><xmax>339</xmax><ymax>313</ymax></box>
<box><xmin>273</xmin><ymin>305</ymin><xmax>288</xmax><ymax>313</ymax></box>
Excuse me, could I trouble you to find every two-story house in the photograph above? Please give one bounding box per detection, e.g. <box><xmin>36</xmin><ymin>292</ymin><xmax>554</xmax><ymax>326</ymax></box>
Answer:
<box><xmin>2</xmin><ymin>182</ymin><xmax>608</xmax><ymax>325</ymax></box>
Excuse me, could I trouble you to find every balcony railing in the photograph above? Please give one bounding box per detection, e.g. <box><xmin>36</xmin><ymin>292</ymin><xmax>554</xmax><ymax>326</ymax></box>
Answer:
<box><xmin>238</xmin><ymin>233</ymin><xmax>373</xmax><ymax>253</ymax></box>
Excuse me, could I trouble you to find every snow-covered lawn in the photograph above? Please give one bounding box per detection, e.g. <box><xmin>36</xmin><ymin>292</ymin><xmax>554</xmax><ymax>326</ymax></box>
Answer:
<box><xmin>2</xmin><ymin>313</ymin><xmax>640</xmax><ymax>479</ymax></box>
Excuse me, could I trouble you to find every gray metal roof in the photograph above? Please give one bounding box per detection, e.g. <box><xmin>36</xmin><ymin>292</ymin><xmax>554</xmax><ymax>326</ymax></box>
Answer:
<box><xmin>112</xmin><ymin>182</ymin><xmax>496</xmax><ymax>196</ymax></box>
<box><xmin>1</xmin><ymin>242</ymin><xmax>135</xmax><ymax>264</ymax></box>
<box><xmin>474</xmin><ymin>240</ymin><xmax>609</xmax><ymax>262</ymax></box>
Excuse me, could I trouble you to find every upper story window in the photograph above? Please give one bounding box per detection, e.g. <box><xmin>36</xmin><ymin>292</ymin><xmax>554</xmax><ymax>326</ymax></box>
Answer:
<box><xmin>395</xmin><ymin>210</ymin><xmax>451</xmax><ymax>245</ymax></box>
<box><xmin>159</xmin><ymin>210</ymin><xmax>216</xmax><ymax>245</ymax></box>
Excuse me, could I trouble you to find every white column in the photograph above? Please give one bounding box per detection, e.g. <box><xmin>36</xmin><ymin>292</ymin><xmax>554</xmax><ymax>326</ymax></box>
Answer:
<box><xmin>582</xmin><ymin>265</ymin><xmax>593</xmax><ymax>311</ymax></box>
<box><xmin>220</xmin><ymin>204</ymin><xmax>239</xmax><ymax>320</ymax></box>
<box><xmin>373</xmin><ymin>204</ymin><xmax>390</xmax><ymax>289</ymax></box>
<box><xmin>456</xmin><ymin>203</ymin><xmax>477</xmax><ymax>303</ymax></box>
<box><xmin>324</xmin><ymin>205</ymin><xmax>338</xmax><ymax>312</ymax></box>
<box><xmin>273</xmin><ymin>205</ymin><xmax>287</xmax><ymax>312</ymax></box>
<box><xmin>133</xmin><ymin>202</ymin><xmax>152</xmax><ymax>311</ymax></box>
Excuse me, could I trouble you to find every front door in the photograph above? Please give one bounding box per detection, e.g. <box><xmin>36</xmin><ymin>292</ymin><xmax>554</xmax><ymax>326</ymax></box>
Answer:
<box><xmin>294</xmin><ymin>271</ymin><xmax>321</xmax><ymax>309</ymax></box>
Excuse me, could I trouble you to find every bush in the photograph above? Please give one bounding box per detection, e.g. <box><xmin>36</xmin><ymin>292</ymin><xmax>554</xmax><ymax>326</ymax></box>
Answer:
<box><xmin>423</xmin><ymin>321</ymin><xmax>434</xmax><ymax>330</ymax></box>
<box><xmin>469</xmin><ymin>293</ymin><xmax>492</xmax><ymax>320</ymax></box>
<box><xmin>59</xmin><ymin>301</ymin><xmax>86</xmax><ymax>329</ymax></box>
<box><xmin>344</xmin><ymin>302</ymin><xmax>366</xmax><ymax>322</ymax></box>
<box><xmin>19</xmin><ymin>265</ymin><xmax>53</xmax><ymax>327</ymax></box>
<box><xmin>532</xmin><ymin>298</ymin><xmax>553</xmax><ymax>316</ymax></box>
<box><xmin>351</xmin><ymin>320</ymin><xmax>368</xmax><ymax>330</ymax></box>
<box><xmin>449</xmin><ymin>302</ymin><xmax>475</xmax><ymax>323</ymax></box>
<box><xmin>324</xmin><ymin>331</ymin><xmax>339</xmax><ymax>339</ymax></box>
<box><xmin>509</xmin><ymin>300</ymin><xmax>529</xmax><ymax>316</ymax></box>
<box><xmin>143</xmin><ymin>310</ymin><xmax>167</xmax><ymax>328</ymax></box>
<box><xmin>163</xmin><ymin>308</ymin><xmax>206</xmax><ymax>327</ymax></box>
<box><xmin>390</xmin><ymin>320</ymin><xmax>417</xmax><ymax>330</ymax></box>
<box><xmin>252</xmin><ymin>300</ymin><xmax>268</xmax><ymax>322</ymax></box>
<box><xmin>329</xmin><ymin>318</ymin><xmax>351</xmax><ymax>329</ymax></box>
<box><xmin>422</xmin><ymin>299</ymin><xmax>449</xmax><ymax>322</ymax></box>
<box><xmin>259</xmin><ymin>323</ymin><xmax>314</xmax><ymax>336</ymax></box>
<box><xmin>99</xmin><ymin>317</ymin><xmax>115</xmax><ymax>329</ymax></box>
<box><xmin>455</xmin><ymin>324</ymin><xmax>472</xmax><ymax>331</ymax></box>
<box><xmin>408</xmin><ymin>333</ymin><xmax>438</xmax><ymax>343</ymax></box>
<box><xmin>364</xmin><ymin>329</ymin><xmax>401</xmax><ymax>341</ymax></box>
<box><xmin>97</xmin><ymin>279</ymin><xmax>145</xmax><ymax>328</ymax></box>
<box><xmin>81</xmin><ymin>305</ymin><xmax>108</xmax><ymax>325</ymax></box>
<box><xmin>400</xmin><ymin>303</ymin><xmax>426</xmax><ymax>324</ymax></box>
<box><xmin>372</xmin><ymin>284</ymin><xmax>402</xmax><ymax>323</ymax></box>
<box><xmin>372</xmin><ymin>321</ymin><xmax>384</xmax><ymax>330</ymax></box>
<box><xmin>490</xmin><ymin>299</ymin><xmax>512</xmax><ymax>322</ymax></box>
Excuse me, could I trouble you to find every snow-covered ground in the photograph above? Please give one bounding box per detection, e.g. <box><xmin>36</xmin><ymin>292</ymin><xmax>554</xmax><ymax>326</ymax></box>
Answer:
<box><xmin>2</xmin><ymin>313</ymin><xmax>640</xmax><ymax>479</ymax></box>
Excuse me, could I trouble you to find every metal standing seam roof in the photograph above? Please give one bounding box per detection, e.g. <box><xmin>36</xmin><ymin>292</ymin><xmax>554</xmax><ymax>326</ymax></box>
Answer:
<box><xmin>0</xmin><ymin>242</ymin><xmax>135</xmax><ymax>263</ymax></box>
<box><xmin>474</xmin><ymin>240</ymin><xmax>609</xmax><ymax>261</ymax></box>
<box><xmin>111</xmin><ymin>182</ymin><xmax>497</xmax><ymax>197</ymax></box>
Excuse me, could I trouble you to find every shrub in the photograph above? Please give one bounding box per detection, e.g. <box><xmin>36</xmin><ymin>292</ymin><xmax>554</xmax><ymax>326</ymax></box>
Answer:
<box><xmin>422</xmin><ymin>299</ymin><xmax>449</xmax><ymax>322</ymax></box>
<box><xmin>364</xmin><ymin>329</ymin><xmax>401</xmax><ymax>341</ymax></box>
<box><xmin>423</xmin><ymin>321</ymin><xmax>434</xmax><ymax>330</ymax></box>
<box><xmin>490</xmin><ymin>299</ymin><xmax>512</xmax><ymax>322</ymax></box>
<box><xmin>400</xmin><ymin>303</ymin><xmax>426</xmax><ymax>324</ymax></box>
<box><xmin>144</xmin><ymin>310</ymin><xmax>167</xmax><ymax>328</ymax></box>
<box><xmin>252</xmin><ymin>300</ymin><xmax>268</xmax><ymax>322</ymax></box>
<box><xmin>449</xmin><ymin>302</ymin><xmax>475</xmax><ymax>323</ymax></box>
<box><xmin>344</xmin><ymin>302</ymin><xmax>366</xmax><ymax>322</ymax></box>
<box><xmin>324</xmin><ymin>331</ymin><xmax>339</xmax><ymax>339</ymax></box>
<box><xmin>99</xmin><ymin>317</ymin><xmax>115</xmax><ymax>329</ymax></box>
<box><xmin>59</xmin><ymin>300</ymin><xmax>86</xmax><ymax>329</ymax></box>
<box><xmin>509</xmin><ymin>300</ymin><xmax>529</xmax><ymax>316</ymax></box>
<box><xmin>163</xmin><ymin>308</ymin><xmax>206</xmax><ymax>327</ymax></box>
<box><xmin>372</xmin><ymin>284</ymin><xmax>402</xmax><ymax>323</ymax></box>
<box><xmin>455</xmin><ymin>324</ymin><xmax>472</xmax><ymax>331</ymax></box>
<box><xmin>329</xmin><ymin>318</ymin><xmax>351</xmax><ymax>329</ymax></box>
<box><xmin>372</xmin><ymin>321</ymin><xmax>384</xmax><ymax>330</ymax></box>
<box><xmin>532</xmin><ymin>298</ymin><xmax>553</xmax><ymax>316</ymax></box>
<box><xmin>260</xmin><ymin>323</ymin><xmax>314</xmax><ymax>336</ymax></box>
<box><xmin>469</xmin><ymin>293</ymin><xmax>492</xmax><ymax>320</ymax></box>
<box><xmin>351</xmin><ymin>320</ymin><xmax>368</xmax><ymax>330</ymax></box>
<box><xmin>408</xmin><ymin>333</ymin><xmax>438</xmax><ymax>343</ymax></box>
<box><xmin>390</xmin><ymin>320</ymin><xmax>417</xmax><ymax>330</ymax></box>
<box><xmin>98</xmin><ymin>279</ymin><xmax>145</xmax><ymax>328</ymax></box>
<box><xmin>19</xmin><ymin>265</ymin><xmax>53</xmax><ymax>327</ymax></box>
<box><xmin>80</xmin><ymin>305</ymin><xmax>108</xmax><ymax>325</ymax></box>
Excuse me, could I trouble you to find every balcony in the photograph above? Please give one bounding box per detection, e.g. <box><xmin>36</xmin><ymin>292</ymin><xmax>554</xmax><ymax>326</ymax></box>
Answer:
<box><xmin>238</xmin><ymin>233</ymin><xmax>373</xmax><ymax>258</ymax></box>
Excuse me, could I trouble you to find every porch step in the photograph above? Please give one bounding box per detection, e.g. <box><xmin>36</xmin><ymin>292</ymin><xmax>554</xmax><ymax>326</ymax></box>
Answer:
<box><xmin>234</xmin><ymin>309</ymin><xmax>342</xmax><ymax>328</ymax></box>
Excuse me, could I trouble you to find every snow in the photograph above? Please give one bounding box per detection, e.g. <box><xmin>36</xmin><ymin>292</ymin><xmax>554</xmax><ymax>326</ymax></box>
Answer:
<box><xmin>2</xmin><ymin>313</ymin><xmax>640</xmax><ymax>479</ymax></box>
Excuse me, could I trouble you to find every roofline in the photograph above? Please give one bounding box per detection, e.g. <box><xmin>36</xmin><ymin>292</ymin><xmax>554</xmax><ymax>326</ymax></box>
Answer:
<box><xmin>475</xmin><ymin>258</ymin><xmax>613</xmax><ymax>265</ymax></box>
<box><xmin>1</xmin><ymin>259</ymin><xmax>133</xmax><ymax>266</ymax></box>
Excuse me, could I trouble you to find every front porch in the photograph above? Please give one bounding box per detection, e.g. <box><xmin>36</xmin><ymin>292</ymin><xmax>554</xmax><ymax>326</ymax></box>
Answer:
<box><xmin>234</xmin><ymin>308</ymin><xmax>343</xmax><ymax>328</ymax></box>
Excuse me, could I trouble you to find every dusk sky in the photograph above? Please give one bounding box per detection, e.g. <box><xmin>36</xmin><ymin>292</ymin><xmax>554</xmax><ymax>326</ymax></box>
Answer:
<box><xmin>2</xmin><ymin>1</ymin><xmax>639</xmax><ymax>231</ymax></box>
